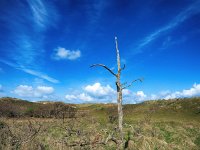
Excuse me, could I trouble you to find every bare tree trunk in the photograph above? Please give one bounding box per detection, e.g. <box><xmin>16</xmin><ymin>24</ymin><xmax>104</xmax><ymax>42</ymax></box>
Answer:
<box><xmin>115</xmin><ymin>37</ymin><xmax>123</xmax><ymax>145</ymax></box>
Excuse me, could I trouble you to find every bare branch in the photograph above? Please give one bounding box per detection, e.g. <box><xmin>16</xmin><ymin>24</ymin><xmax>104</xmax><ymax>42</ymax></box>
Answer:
<box><xmin>122</xmin><ymin>78</ymin><xmax>144</xmax><ymax>89</ymax></box>
<box><xmin>90</xmin><ymin>64</ymin><xmax>117</xmax><ymax>77</ymax></box>
<box><xmin>121</xmin><ymin>82</ymin><xmax>127</xmax><ymax>86</ymax></box>
<box><xmin>120</xmin><ymin>64</ymin><xmax>125</xmax><ymax>71</ymax></box>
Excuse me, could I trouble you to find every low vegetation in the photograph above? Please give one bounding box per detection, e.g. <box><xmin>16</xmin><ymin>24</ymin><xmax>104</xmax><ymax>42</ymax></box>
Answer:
<box><xmin>0</xmin><ymin>97</ymin><xmax>77</xmax><ymax>119</ymax></box>
<box><xmin>0</xmin><ymin>97</ymin><xmax>200</xmax><ymax>149</ymax></box>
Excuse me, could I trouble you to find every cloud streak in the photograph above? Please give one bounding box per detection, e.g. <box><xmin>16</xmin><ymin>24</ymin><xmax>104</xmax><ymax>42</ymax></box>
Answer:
<box><xmin>0</xmin><ymin>0</ymin><xmax>60</xmax><ymax>83</ymax></box>
<box><xmin>135</xmin><ymin>1</ymin><xmax>200</xmax><ymax>53</ymax></box>
<box><xmin>23</xmin><ymin>69</ymin><xmax>59</xmax><ymax>84</ymax></box>
<box><xmin>86</xmin><ymin>1</ymin><xmax>108</xmax><ymax>25</ymax></box>
<box><xmin>28</xmin><ymin>0</ymin><xmax>48</xmax><ymax>28</ymax></box>
<box><xmin>0</xmin><ymin>59</ymin><xmax>59</xmax><ymax>83</ymax></box>
<box><xmin>27</xmin><ymin>0</ymin><xmax>58</xmax><ymax>29</ymax></box>
<box><xmin>0</xmin><ymin>2</ymin><xmax>40</xmax><ymax>68</ymax></box>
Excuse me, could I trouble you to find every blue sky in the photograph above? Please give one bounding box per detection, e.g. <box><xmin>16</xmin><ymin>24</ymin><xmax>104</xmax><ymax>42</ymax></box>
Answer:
<box><xmin>0</xmin><ymin>0</ymin><xmax>200</xmax><ymax>103</ymax></box>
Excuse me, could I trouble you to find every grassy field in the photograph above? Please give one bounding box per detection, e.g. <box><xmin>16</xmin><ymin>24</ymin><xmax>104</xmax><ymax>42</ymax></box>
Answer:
<box><xmin>0</xmin><ymin>97</ymin><xmax>200</xmax><ymax>149</ymax></box>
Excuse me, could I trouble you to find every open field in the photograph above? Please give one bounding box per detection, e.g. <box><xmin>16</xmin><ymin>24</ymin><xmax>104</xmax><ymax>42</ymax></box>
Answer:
<box><xmin>0</xmin><ymin>97</ymin><xmax>200</xmax><ymax>149</ymax></box>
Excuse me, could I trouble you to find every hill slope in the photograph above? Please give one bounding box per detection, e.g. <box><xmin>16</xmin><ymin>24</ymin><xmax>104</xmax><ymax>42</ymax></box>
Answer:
<box><xmin>75</xmin><ymin>97</ymin><xmax>200</xmax><ymax>123</ymax></box>
<box><xmin>0</xmin><ymin>97</ymin><xmax>200</xmax><ymax>122</ymax></box>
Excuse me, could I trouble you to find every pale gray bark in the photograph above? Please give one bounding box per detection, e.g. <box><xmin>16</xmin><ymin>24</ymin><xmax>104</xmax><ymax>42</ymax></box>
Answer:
<box><xmin>115</xmin><ymin>36</ymin><xmax>123</xmax><ymax>143</ymax></box>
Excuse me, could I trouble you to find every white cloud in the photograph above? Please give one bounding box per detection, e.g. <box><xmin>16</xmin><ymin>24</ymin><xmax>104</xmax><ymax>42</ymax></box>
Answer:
<box><xmin>78</xmin><ymin>93</ymin><xmax>93</xmax><ymax>101</ymax></box>
<box><xmin>36</xmin><ymin>86</ymin><xmax>54</xmax><ymax>94</ymax></box>
<box><xmin>13</xmin><ymin>85</ymin><xmax>34</xmax><ymax>97</ymax></box>
<box><xmin>123</xmin><ymin>89</ymin><xmax>131</xmax><ymax>95</ymax></box>
<box><xmin>136</xmin><ymin>91</ymin><xmax>147</xmax><ymax>100</ymax></box>
<box><xmin>126</xmin><ymin>83</ymin><xmax>200</xmax><ymax>102</ymax></box>
<box><xmin>182</xmin><ymin>83</ymin><xmax>200</xmax><ymax>96</ymax></box>
<box><xmin>13</xmin><ymin>85</ymin><xmax>54</xmax><ymax>98</ymax></box>
<box><xmin>65</xmin><ymin>82</ymin><xmax>147</xmax><ymax>103</ymax></box>
<box><xmin>64</xmin><ymin>83</ymin><xmax>200</xmax><ymax>103</ymax></box>
<box><xmin>53</xmin><ymin>47</ymin><xmax>81</xmax><ymax>60</ymax></box>
<box><xmin>163</xmin><ymin>83</ymin><xmax>200</xmax><ymax>99</ymax></box>
<box><xmin>84</xmin><ymin>82</ymin><xmax>115</xmax><ymax>97</ymax></box>
<box><xmin>124</xmin><ymin>83</ymin><xmax>200</xmax><ymax>102</ymax></box>
<box><xmin>65</xmin><ymin>93</ymin><xmax>93</xmax><ymax>102</ymax></box>
<box><xmin>135</xmin><ymin>92</ymin><xmax>147</xmax><ymax>102</ymax></box>
<box><xmin>122</xmin><ymin>90</ymin><xmax>148</xmax><ymax>104</ymax></box>
<box><xmin>65</xmin><ymin>82</ymin><xmax>116</xmax><ymax>102</ymax></box>
<box><xmin>142</xmin><ymin>83</ymin><xmax>200</xmax><ymax>100</ymax></box>
<box><xmin>65</xmin><ymin>94</ymin><xmax>77</xmax><ymax>101</ymax></box>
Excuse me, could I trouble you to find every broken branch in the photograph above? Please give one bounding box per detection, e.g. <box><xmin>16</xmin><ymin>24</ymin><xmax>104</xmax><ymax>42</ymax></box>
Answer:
<box><xmin>120</xmin><ymin>64</ymin><xmax>126</xmax><ymax>71</ymax></box>
<box><xmin>122</xmin><ymin>78</ymin><xmax>143</xmax><ymax>89</ymax></box>
<box><xmin>90</xmin><ymin>64</ymin><xmax>117</xmax><ymax>77</ymax></box>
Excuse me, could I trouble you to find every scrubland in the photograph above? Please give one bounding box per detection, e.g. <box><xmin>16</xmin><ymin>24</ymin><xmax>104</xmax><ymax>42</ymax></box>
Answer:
<box><xmin>0</xmin><ymin>97</ymin><xmax>200</xmax><ymax>150</ymax></box>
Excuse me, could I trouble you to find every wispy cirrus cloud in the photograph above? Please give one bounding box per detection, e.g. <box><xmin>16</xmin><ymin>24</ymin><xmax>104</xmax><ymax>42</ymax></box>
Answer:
<box><xmin>160</xmin><ymin>36</ymin><xmax>187</xmax><ymax>50</ymax></box>
<box><xmin>0</xmin><ymin>59</ymin><xmax>59</xmax><ymax>83</ymax></box>
<box><xmin>27</xmin><ymin>0</ymin><xmax>59</xmax><ymax>29</ymax></box>
<box><xmin>0</xmin><ymin>0</ymin><xmax>59</xmax><ymax>82</ymax></box>
<box><xmin>10</xmin><ymin>34</ymin><xmax>42</xmax><ymax>68</ymax></box>
<box><xmin>86</xmin><ymin>1</ymin><xmax>108</xmax><ymax>25</ymax></box>
<box><xmin>0</xmin><ymin>2</ymin><xmax>39</xmax><ymax>67</ymax></box>
<box><xmin>23</xmin><ymin>69</ymin><xmax>59</xmax><ymax>84</ymax></box>
<box><xmin>134</xmin><ymin>1</ymin><xmax>200</xmax><ymax>54</ymax></box>
<box><xmin>28</xmin><ymin>0</ymin><xmax>48</xmax><ymax>28</ymax></box>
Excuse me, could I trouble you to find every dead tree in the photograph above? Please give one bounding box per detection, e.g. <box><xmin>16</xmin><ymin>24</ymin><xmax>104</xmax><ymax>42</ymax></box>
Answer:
<box><xmin>91</xmin><ymin>37</ymin><xmax>142</xmax><ymax>148</ymax></box>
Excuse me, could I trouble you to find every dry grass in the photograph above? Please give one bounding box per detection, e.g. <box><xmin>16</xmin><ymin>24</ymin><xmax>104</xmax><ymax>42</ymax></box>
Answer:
<box><xmin>0</xmin><ymin>115</ymin><xmax>200</xmax><ymax>150</ymax></box>
<box><xmin>0</xmin><ymin>97</ymin><xmax>200</xmax><ymax>149</ymax></box>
